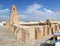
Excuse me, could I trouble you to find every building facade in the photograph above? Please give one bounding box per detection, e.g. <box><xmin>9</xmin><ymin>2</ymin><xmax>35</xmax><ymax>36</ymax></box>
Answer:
<box><xmin>6</xmin><ymin>5</ymin><xmax>60</xmax><ymax>44</ymax></box>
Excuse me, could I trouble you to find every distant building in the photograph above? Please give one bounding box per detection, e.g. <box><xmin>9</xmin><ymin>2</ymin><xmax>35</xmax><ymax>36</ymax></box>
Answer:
<box><xmin>6</xmin><ymin>5</ymin><xmax>60</xmax><ymax>44</ymax></box>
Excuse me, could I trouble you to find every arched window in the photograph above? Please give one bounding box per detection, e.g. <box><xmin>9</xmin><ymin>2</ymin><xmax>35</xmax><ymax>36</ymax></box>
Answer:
<box><xmin>47</xmin><ymin>23</ymin><xmax>48</xmax><ymax>25</ymax></box>
<box><xmin>13</xmin><ymin>22</ymin><xmax>14</xmax><ymax>24</ymax></box>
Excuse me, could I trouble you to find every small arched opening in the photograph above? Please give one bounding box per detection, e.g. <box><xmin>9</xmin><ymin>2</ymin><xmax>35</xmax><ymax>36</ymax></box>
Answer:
<box><xmin>13</xmin><ymin>8</ymin><xmax>15</xmax><ymax>10</ymax></box>
<box><xmin>51</xmin><ymin>28</ymin><xmax>53</xmax><ymax>34</ymax></box>
<box><xmin>59</xmin><ymin>24</ymin><xmax>60</xmax><ymax>29</ymax></box>
<box><xmin>35</xmin><ymin>29</ymin><xmax>37</xmax><ymax>40</ymax></box>
<box><xmin>47</xmin><ymin>27</ymin><xmax>49</xmax><ymax>35</ymax></box>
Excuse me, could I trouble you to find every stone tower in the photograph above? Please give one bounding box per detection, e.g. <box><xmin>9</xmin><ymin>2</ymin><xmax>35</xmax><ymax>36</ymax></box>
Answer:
<box><xmin>9</xmin><ymin>5</ymin><xmax>19</xmax><ymax>26</ymax></box>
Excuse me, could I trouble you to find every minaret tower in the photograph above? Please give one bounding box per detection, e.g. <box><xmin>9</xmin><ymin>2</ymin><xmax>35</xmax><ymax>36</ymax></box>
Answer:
<box><xmin>9</xmin><ymin>5</ymin><xmax>19</xmax><ymax>26</ymax></box>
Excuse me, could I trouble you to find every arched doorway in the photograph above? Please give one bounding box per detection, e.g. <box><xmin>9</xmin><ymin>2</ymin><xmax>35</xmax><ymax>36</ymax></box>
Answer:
<box><xmin>35</xmin><ymin>29</ymin><xmax>37</xmax><ymax>40</ymax></box>
<box><xmin>55</xmin><ymin>25</ymin><xmax>57</xmax><ymax>31</ymax></box>
<box><xmin>47</xmin><ymin>27</ymin><xmax>49</xmax><ymax>35</ymax></box>
<box><xmin>21</xmin><ymin>29</ymin><xmax>26</xmax><ymax>43</ymax></box>
<box><xmin>51</xmin><ymin>28</ymin><xmax>53</xmax><ymax>34</ymax></box>
<box><xmin>59</xmin><ymin>24</ymin><xmax>60</xmax><ymax>29</ymax></box>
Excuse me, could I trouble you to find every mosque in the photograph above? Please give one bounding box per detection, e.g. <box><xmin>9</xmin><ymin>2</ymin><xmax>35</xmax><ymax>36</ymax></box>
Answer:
<box><xmin>5</xmin><ymin>5</ymin><xmax>60</xmax><ymax>44</ymax></box>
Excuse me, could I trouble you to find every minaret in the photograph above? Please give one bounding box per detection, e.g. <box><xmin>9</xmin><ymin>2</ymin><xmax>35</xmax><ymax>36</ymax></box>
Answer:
<box><xmin>9</xmin><ymin>5</ymin><xmax>19</xmax><ymax>26</ymax></box>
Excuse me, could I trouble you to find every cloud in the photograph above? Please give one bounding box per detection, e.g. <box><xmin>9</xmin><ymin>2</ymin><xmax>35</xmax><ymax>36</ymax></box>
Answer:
<box><xmin>0</xmin><ymin>15</ymin><xmax>9</xmax><ymax>21</ymax></box>
<box><xmin>0</xmin><ymin>9</ymin><xmax>9</xmax><ymax>14</ymax></box>
<box><xmin>20</xmin><ymin>3</ymin><xmax>56</xmax><ymax>21</ymax></box>
<box><xmin>20</xmin><ymin>3</ymin><xmax>60</xmax><ymax>21</ymax></box>
<box><xmin>0</xmin><ymin>4</ymin><xmax>9</xmax><ymax>21</ymax></box>
<box><xmin>1</xmin><ymin>3</ymin><xmax>60</xmax><ymax>21</ymax></box>
<box><xmin>44</xmin><ymin>8</ymin><xmax>54</xmax><ymax>13</ymax></box>
<box><xmin>26</xmin><ymin>3</ymin><xmax>42</xmax><ymax>14</ymax></box>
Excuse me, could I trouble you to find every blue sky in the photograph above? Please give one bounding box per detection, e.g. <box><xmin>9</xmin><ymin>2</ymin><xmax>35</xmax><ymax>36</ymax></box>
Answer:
<box><xmin>0</xmin><ymin>0</ymin><xmax>60</xmax><ymax>21</ymax></box>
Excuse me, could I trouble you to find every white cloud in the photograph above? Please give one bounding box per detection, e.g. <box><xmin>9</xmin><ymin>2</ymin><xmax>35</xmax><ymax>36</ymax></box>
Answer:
<box><xmin>44</xmin><ymin>8</ymin><xmax>54</xmax><ymax>13</ymax></box>
<box><xmin>25</xmin><ymin>3</ymin><xmax>54</xmax><ymax>16</ymax></box>
<box><xmin>0</xmin><ymin>4</ymin><xmax>9</xmax><ymax>21</ymax></box>
<box><xmin>19</xmin><ymin>14</ymin><xmax>27</xmax><ymax>19</ymax></box>
<box><xmin>20</xmin><ymin>3</ymin><xmax>60</xmax><ymax>21</ymax></box>
<box><xmin>0</xmin><ymin>9</ymin><xmax>9</xmax><ymax>14</ymax></box>
<box><xmin>0</xmin><ymin>3</ymin><xmax>59</xmax><ymax>21</ymax></box>
<box><xmin>0</xmin><ymin>15</ymin><xmax>9</xmax><ymax>21</ymax></box>
<box><xmin>26</xmin><ymin>3</ymin><xmax>42</xmax><ymax>14</ymax></box>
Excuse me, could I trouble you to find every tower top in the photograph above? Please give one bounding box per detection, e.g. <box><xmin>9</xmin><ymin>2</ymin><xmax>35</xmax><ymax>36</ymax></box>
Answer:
<box><xmin>9</xmin><ymin>5</ymin><xmax>19</xmax><ymax>26</ymax></box>
<box><xmin>11</xmin><ymin>5</ymin><xmax>17</xmax><ymax>12</ymax></box>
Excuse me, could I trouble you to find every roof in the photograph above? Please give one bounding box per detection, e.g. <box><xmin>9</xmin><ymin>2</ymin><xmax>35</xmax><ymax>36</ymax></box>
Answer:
<box><xmin>19</xmin><ymin>20</ymin><xmax>60</xmax><ymax>25</ymax></box>
<box><xmin>19</xmin><ymin>22</ymin><xmax>39</xmax><ymax>24</ymax></box>
<box><xmin>40</xmin><ymin>20</ymin><xmax>60</xmax><ymax>24</ymax></box>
